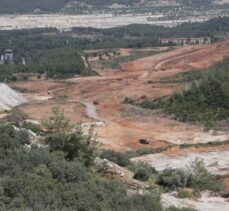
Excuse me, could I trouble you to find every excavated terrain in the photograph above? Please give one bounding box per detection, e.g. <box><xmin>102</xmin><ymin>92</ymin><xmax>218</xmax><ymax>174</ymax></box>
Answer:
<box><xmin>8</xmin><ymin>40</ymin><xmax>229</xmax><ymax>153</ymax></box>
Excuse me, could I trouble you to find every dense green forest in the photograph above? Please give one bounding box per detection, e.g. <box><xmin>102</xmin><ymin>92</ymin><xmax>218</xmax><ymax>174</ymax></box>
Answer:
<box><xmin>139</xmin><ymin>59</ymin><xmax>229</xmax><ymax>128</ymax></box>
<box><xmin>164</xmin><ymin>60</ymin><xmax>229</xmax><ymax>127</ymax></box>
<box><xmin>0</xmin><ymin>48</ymin><xmax>94</xmax><ymax>81</ymax></box>
<box><xmin>27</xmin><ymin>48</ymin><xmax>94</xmax><ymax>78</ymax></box>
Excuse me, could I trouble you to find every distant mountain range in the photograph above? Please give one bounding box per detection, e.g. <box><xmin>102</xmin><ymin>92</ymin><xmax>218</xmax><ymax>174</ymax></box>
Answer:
<box><xmin>0</xmin><ymin>0</ymin><xmax>226</xmax><ymax>14</ymax></box>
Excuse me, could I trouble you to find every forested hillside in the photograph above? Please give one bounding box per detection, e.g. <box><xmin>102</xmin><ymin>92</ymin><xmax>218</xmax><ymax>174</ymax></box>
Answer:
<box><xmin>71</xmin><ymin>17</ymin><xmax>229</xmax><ymax>48</ymax></box>
<box><xmin>0</xmin><ymin>109</ymin><xmax>178</xmax><ymax>210</ymax></box>
<box><xmin>0</xmin><ymin>0</ymin><xmax>218</xmax><ymax>13</ymax></box>
<box><xmin>0</xmin><ymin>0</ymin><xmax>138</xmax><ymax>13</ymax></box>
<box><xmin>140</xmin><ymin>59</ymin><xmax>229</xmax><ymax>128</ymax></box>
<box><xmin>164</xmin><ymin>59</ymin><xmax>229</xmax><ymax>127</ymax></box>
<box><xmin>0</xmin><ymin>0</ymin><xmax>68</xmax><ymax>13</ymax></box>
<box><xmin>0</xmin><ymin>48</ymin><xmax>95</xmax><ymax>81</ymax></box>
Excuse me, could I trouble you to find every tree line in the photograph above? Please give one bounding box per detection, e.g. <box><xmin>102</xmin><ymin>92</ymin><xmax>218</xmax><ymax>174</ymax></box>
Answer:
<box><xmin>137</xmin><ymin>59</ymin><xmax>229</xmax><ymax>128</ymax></box>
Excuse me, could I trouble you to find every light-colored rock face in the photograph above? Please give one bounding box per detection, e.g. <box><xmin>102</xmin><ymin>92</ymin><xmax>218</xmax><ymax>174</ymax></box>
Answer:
<box><xmin>132</xmin><ymin>151</ymin><xmax>229</xmax><ymax>175</ymax></box>
<box><xmin>0</xmin><ymin>83</ymin><xmax>27</xmax><ymax>111</ymax></box>
<box><xmin>0</xmin><ymin>13</ymin><xmax>222</xmax><ymax>30</ymax></box>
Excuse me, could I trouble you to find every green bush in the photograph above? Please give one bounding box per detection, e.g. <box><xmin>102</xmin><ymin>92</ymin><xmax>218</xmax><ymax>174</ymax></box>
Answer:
<box><xmin>123</xmin><ymin>97</ymin><xmax>136</xmax><ymax>105</ymax></box>
<box><xmin>100</xmin><ymin>149</ymin><xmax>130</xmax><ymax>167</ymax></box>
<box><xmin>156</xmin><ymin>168</ymin><xmax>188</xmax><ymax>191</ymax></box>
<box><xmin>186</xmin><ymin>158</ymin><xmax>223</xmax><ymax>192</ymax></box>
<box><xmin>133</xmin><ymin>167</ymin><xmax>150</xmax><ymax>181</ymax></box>
<box><xmin>156</xmin><ymin>159</ymin><xmax>223</xmax><ymax>192</ymax></box>
<box><xmin>129</xmin><ymin>161</ymin><xmax>157</xmax><ymax>175</ymax></box>
<box><xmin>177</xmin><ymin>189</ymin><xmax>193</xmax><ymax>198</ymax></box>
<box><xmin>21</xmin><ymin>121</ymin><xmax>43</xmax><ymax>134</ymax></box>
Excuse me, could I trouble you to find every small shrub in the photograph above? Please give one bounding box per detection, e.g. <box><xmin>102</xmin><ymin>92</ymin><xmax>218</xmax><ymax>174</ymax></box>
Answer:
<box><xmin>133</xmin><ymin>167</ymin><xmax>150</xmax><ymax>182</ymax></box>
<box><xmin>129</xmin><ymin>162</ymin><xmax>157</xmax><ymax>175</ymax></box>
<box><xmin>100</xmin><ymin>150</ymin><xmax>130</xmax><ymax>167</ymax></box>
<box><xmin>186</xmin><ymin>158</ymin><xmax>223</xmax><ymax>192</ymax></box>
<box><xmin>156</xmin><ymin>168</ymin><xmax>188</xmax><ymax>191</ymax></box>
<box><xmin>156</xmin><ymin>159</ymin><xmax>223</xmax><ymax>192</ymax></box>
<box><xmin>177</xmin><ymin>188</ymin><xmax>193</xmax><ymax>198</ymax></box>
<box><xmin>22</xmin><ymin>121</ymin><xmax>43</xmax><ymax>134</ymax></box>
<box><xmin>123</xmin><ymin>97</ymin><xmax>135</xmax><ymax>105</ymax></box>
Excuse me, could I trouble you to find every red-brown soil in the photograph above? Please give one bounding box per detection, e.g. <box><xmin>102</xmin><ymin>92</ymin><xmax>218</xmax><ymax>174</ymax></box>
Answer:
<box><xmin>10</xmin><ymin>40</ymin><xmax>229</xmax><ymax>152</ymax></box>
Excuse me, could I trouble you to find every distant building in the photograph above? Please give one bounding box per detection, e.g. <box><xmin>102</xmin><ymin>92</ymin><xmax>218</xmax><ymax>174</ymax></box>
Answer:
<box><xmin>4</xmin><ymin>49</ymin><xmax>14</xmax><ymax>63</ymax></box>
<box><xmin>159</xmin><ymin>37</ymin><xmax>211</xmax><ymax>45</ymax></box>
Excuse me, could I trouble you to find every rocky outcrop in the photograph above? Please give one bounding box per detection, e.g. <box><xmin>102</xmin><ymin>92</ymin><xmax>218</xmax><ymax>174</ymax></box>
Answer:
<box><xmin>94</xmin><ymin>157</ymin><xmax>149</xmax><ymax>191</ymax></box>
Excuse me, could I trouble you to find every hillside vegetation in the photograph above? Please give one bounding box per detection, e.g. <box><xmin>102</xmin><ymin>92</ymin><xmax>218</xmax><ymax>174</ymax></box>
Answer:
<box><xmin>71</xmin><ymin>17</ymin><xmax>229</xmax><ymax>48</ymax></box>
<box><xmin>0</xmin><ymin>0</ymin><xmax>216</xmax><ymax>13</ymax></box>
<box><xmin>0</xmin><ymin>109</ymin><xmax>162</xmax><ymax>210</ymax></box>
<box><xmin>165</xmin><ymin>59</ymin><xmax>229</xmax><ymax>127</ymax></box>
<box><xmin>0</xmin><ymin>47</ymin><xmax>95</xmax><ymax>81</ymax></box>
<box><xmin>27</xmin><ymin>48</ymin><xmax>93</xmax><ymax>78</ymax></box>
<box><xmin>0</xmin><ymin>108</ymin><xmax>202</xmax><ymax>210</ymax></box>
<box><xmin>140</xmin><ymin>59</ymin><xmax>229</xmax><ymax>128</ymax></box>
<box><xmin>0</xmin><ymin>0</ymin><xmax>138</xmax><ymax>13</ymax></box>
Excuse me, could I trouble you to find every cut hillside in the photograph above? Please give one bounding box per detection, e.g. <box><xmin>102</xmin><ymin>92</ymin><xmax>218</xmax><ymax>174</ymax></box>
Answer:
<box><xmin>0</xmin><ymin>83</ymin><xmax>27</xmax><ymax>111</ymax></box>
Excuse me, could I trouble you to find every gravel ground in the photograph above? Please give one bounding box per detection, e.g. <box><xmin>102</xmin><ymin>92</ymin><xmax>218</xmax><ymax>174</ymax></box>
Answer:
<box><xmin>162</xmin><ymin>192</ymin><xmax>229</xmax><ymax>211</ymax></box>
<box><xmin>132</xmin><ymin>151</ymin><xmax>229</xmax><ymax>175</ymax></box>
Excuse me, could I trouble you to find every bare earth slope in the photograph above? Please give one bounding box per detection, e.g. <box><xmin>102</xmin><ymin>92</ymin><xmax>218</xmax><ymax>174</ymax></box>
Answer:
<box><xmin>0</xmin><ymin>83</ymin><xmax>27</xmax><ymax>111</ymax></box>
<box><xmin>9</xmin><ymin>40</ymin><xmax>229</xmax><ymax>152</ymax></box>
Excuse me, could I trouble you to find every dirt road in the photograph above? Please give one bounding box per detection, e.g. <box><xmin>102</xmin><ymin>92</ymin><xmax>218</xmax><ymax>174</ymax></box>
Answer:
<box><xmin>11</xmin><ymin>40</ymin><xmax>229</xmax><ymax>152</ymax></box>
<box><xmin>78</xmin><ymin>101</ymin><xmax>98</xmax><ymax>120</ymax></box>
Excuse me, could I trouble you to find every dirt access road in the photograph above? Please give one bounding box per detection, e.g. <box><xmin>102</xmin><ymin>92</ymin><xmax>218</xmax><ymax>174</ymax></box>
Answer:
<box><xmin>11</xmin><ymin>40</ymin><xmax>229</xmax><ymax>152</ymax></box>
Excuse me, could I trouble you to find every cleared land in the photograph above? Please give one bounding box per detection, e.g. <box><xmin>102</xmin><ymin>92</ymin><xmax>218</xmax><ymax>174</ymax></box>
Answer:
<box><xmin>9</xmin><ymin>40</ymin><xmax>229</xmax><ymax>152</ymax></box>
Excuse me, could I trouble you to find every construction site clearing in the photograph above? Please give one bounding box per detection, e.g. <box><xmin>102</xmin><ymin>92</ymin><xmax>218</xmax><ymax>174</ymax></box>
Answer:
<box><xmin>1</xmin><ymin>39</ymin><xmax>228</xmax><ymax>210</ymax></box>
<box><xmin>8</xmin><ymin>40</ymin><xmax>229</xmax><ymax>151</ymax></box>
